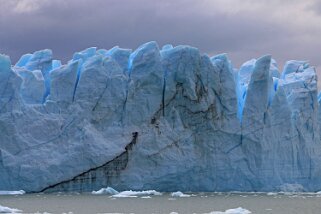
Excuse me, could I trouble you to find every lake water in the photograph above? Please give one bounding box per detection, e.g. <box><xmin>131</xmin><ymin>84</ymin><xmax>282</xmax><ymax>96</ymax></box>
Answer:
<box><xmin>1</xmin><ymin>192</ymin><xmax>321</xmax><ymax>214</ymax></box>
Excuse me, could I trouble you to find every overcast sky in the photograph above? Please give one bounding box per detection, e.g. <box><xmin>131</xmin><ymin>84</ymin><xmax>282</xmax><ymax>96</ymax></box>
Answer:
<box><xmin>0</xmin><ymin>0</ymin><xmax>321</xmax><ymax>74</ymax></box>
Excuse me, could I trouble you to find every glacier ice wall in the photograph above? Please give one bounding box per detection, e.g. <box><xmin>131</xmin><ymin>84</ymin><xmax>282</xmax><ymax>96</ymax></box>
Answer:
<box><xmin>1</xmin><ymin>41</ymin><xmax>321</xmax><ymax>192</ymax></box>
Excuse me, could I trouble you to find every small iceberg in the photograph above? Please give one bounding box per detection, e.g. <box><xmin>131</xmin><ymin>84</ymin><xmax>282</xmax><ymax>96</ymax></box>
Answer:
<box><xmin>0</xmin><ymin>190</ymin><xmax>25</xmax><ymax>195</ymax></box>
<box><xmin>0</xmin><ymin>205</ymin><xmax>22</xmax><ymax>213</ymax></box>
<box><xmin>171</xmin><ymin>191</ymin><xmax>191</xmax><ymax>197</ymax></box>
<box><xmin>112</xmin><ymin>190</ymin><xmax>162</xmax><ymax>198</ymax></box>
<box><xmin>266</xmin><ymin>192</ymin><xmax>278</xmax><ymax>196</ymax></box>
<box><xmin>92</xmin><ymin>187</ymin><xmax>119</xmax><ymax>195</ymax></box>
<box><xmin>140</xmin><ymin>196</ymin><xmax>152</xmax><ymax>199</ymax></box>
<box><xmin>206</xmin><ymin>207</ymin><xmax>251</xmax><ymax>214</ymax></box>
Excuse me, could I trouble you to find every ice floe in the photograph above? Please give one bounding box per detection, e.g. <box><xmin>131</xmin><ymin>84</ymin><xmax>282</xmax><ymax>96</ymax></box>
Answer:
<box><xmin>92</xmin><ymin>187</ymin><xmax>119</xmax><ymax>195</ymax></box>
<box><xmin>205</xmin><ymin>207</ymin><xmax>251</xmax><ymax>214</ymax></box>
<box><xmin>171</xmin><ymin>191</ymin><xmax>191</xmax><ymax>197</ymax></box>
<box><xmin>0</xmin><ymin>205</ymin><xmax>22</xmax><ymax>213</ymax></box>
<box><xmin>112</xmin><ymin>190</ymin><xmax>162</xmax><ymax>198</ymax></box>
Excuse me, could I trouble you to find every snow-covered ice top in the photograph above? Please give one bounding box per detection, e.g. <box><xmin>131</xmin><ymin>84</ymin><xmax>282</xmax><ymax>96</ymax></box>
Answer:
<box><xmin>1</xmin><ymin>41</ymin><xmax>321</xmax><ymax>193</ymax></box>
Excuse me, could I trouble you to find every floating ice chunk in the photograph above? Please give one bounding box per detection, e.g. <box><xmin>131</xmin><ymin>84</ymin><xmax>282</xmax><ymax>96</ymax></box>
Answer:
<box><xmin>92</xmin><ymin>187</ymin><xmax>119</xmax><ymax>195</ymax></box>
<box><xmin>266</xmin><ymin>192</ymin><xmax>278</xmax><ymax>196</ymax></box>
<box><xmin>112</xmin><ymin>190</ymin><xmax>162</xmax><ymax>198</ymax></box>
<box><xmin>0</xmin><ymin>205</ymin><xmax>22</xmax><ymax>213</ymax></box>
<box><xmin>0</xmin><ymin>190</ymin><xmax>25</xmax><ymax>195</ymax></box>
<box><xmin>223</xmin><ymin>207</ymin><xmax>251</xmax><ymax>214</ymax></box>
<box><xmin>171</xmin><ymin>191</ymin><xmax>191</xmax><ymax>197</ymax></box>
<box><xmin>140</xmin><ymin>196</ymin><xmax>152</xmax><ymax>199</ymax></box>
<box><xmin>205</xmin><ymin>207</ymin><xmax>251</xmax><ymax>214</ymax></box>
<box><xmin>314</xmin><ymin>191</ymin><xmax>321</xmax><ymax>196</ymax></box>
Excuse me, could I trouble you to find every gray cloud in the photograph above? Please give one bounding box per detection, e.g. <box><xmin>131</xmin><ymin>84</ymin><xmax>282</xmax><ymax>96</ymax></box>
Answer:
<box><xmin>0</xmin><ymin>0</ymin><xmax>320</xmax><ymax>74</ymax></box>
<box><xmin>308</xmin><ymin>0</ymin><xmax>321</xmax><ymax>15</ymax></box>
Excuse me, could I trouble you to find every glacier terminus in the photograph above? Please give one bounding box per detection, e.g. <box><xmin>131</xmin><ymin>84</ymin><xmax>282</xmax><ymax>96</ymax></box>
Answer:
<box><xmin>1</xmin><ymin>41</ymin><xmax>321</xmax><ymax>193</ymax></box>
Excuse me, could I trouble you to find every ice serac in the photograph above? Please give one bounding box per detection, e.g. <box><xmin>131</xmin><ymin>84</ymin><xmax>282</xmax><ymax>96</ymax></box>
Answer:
<box><xmin>105</xmin><ymin>46</ymin><xmax>132</xmax><ymax>74</ymax></box>
<box><xmin>25</xmin><ymin>50</ymin><xmax>53</xmax><ymax>102</ymax></box>
<box><xmin>0</xmin><ymin>55</ymin><xmax>22</xmax><ymax>112</ymax></box>
<box><xmin>17</xmin><ymin>69</ymin><xmax>45</xmax><ymax>104</ymax></box>
<box><xmin>210</xmin><ymin>54</ymin><xmax>239</xmax><ymax>131</ymax></box>
<box><xmin>125</xmin><ymin>41</ymin><xmax>163</xmax><ymax>126</ymax></box>
<box><xmin>236</xmin><ymin>58</ymin><xmax>256</xmax><ymax>120</ymax></box>
<box><xmin>1</xmin><ymin>42</ymin><xmax>321</xmax><ymax>192</ymax></box>
<box><xmin>242</xmin><ymin>55</ymin><xmax>272</xmax><ymax>143</ymax></box>
<box><xmin>49</xmin><ymin>60</ymin><xmax>79</xmax><ymax>107</ymax></box>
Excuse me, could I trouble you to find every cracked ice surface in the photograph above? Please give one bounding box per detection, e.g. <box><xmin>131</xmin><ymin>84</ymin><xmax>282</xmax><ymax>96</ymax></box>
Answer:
<box><xmin>1</xmin><ymin>41</ymin><xmax>321</xmax><ymax>193</ymax></box>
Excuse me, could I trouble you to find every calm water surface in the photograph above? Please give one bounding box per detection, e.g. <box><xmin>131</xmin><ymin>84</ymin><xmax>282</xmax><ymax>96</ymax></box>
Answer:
<box><xmin>1</xmin><ymin>192</ymin><xmax>321</xmax><ymax>214</ymax></box>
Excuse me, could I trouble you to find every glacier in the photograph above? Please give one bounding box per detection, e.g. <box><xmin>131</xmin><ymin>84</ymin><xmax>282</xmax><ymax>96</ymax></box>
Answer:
<box><xmin>1</xmin><ymin>41</ymin><xmax>321</xmax><ymax>193</ymax></box>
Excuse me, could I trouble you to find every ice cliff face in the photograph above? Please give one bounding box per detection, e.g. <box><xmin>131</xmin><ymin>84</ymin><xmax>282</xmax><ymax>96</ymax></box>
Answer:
<box><xmin>1</xmin><ymin>41</ymin><xmax>321</xmax><ymax>192</ymax></box>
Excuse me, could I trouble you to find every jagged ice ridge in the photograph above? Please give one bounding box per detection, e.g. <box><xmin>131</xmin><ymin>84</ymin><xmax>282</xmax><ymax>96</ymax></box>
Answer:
<box><xmin>0</xmin><ymin>41</ymin><xmax>321</xmax><ymax>193</ymax></box>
